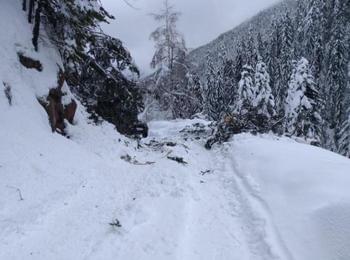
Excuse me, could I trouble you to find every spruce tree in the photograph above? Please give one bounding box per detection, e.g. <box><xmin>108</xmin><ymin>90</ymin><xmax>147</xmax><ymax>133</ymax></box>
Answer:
<box><xmin>278</xmin><ymin>12</ymin><xmax>295</xmax><ymax>115</ymax></box>
<box><xmin>205</xmin><ymin>54</ymin><xmax>226</xmax><ymax>121</ymax></box>
<box><xmin>326</xmin><ymin>0</ymin><xmax>348</xmax><ymax>144</ymax></box>
<box><xmin>267</xmin><ymin>18</ymin><xmax>282</xmax><ymax>104</ymax></box>
<box><xmin>254</xmin><ymin>58</ymin><xmax>276</xmax><ymax>118</ymax></box>
<box><xmin>338</xmin><ymin>106</ymin><xmax>350</xmax><ymax>157</ymax></box>
<box><xmin>235</xmin><ymin>65</ymin><xmax>255</xmax><ymax>115</ymax></box>
<box><xmin>285</xmin><ymin>58</ymin><xmax>323</xmax><ymax>144</ymax></box>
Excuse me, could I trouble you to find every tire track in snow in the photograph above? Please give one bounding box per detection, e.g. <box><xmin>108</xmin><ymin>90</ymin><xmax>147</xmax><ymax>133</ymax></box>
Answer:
<box><xmin>220</xmin><ymin>143</ymin><xmax>294</xmax><ymax>260</ymax></box>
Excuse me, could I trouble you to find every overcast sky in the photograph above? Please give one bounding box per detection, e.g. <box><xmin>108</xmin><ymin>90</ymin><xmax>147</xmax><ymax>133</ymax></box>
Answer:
<box><xmin>101</xmin><ymin>0</ymin><xmax>280</xmax><ymax>75</ymax></box>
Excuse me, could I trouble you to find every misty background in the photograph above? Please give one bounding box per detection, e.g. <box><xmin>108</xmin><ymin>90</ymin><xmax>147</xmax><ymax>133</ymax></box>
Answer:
<box><xmin>101</xmin><ymin>0</ymin><xmax>280</xmax><ymax>75</ymax></box>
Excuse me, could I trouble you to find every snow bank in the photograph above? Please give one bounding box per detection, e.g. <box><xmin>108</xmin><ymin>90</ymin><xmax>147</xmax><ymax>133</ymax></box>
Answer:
<box><xmin>230</xmin><ymin>134</ymin><xmax>350</xmax><ymax>260</ymax></box>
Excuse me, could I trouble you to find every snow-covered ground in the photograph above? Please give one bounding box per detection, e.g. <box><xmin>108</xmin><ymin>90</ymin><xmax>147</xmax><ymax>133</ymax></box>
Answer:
<box><xmin>1</xmin><ymin>1</ymin><xmax>350</xmax><ymax>260</ymax></box>
<box><xmin>2</xmin><ymin>112</ymin><xmax>350</xmax><ymax>260</ymax></box>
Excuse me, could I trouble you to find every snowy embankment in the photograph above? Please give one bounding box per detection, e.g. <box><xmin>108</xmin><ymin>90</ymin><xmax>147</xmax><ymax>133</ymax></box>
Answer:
<box><xmin>1</xmin><ymin>1</ymin><xmax>350</xmax><ymax>260</ymax></box>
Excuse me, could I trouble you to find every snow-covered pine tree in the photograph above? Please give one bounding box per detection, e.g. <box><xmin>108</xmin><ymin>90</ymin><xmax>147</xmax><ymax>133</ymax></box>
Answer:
<box><xmin>182</xmin><ymin>73</ymin><xmax>203</xmax><ymax>117</ymax></box>
<box><xmin>22</xmin><ymin>0</ymin><xmax>146</xmax><ymax>137</ymax></box>
<box><xmin>253</xmin><ymin>58</ymin><xmax>276</xmax><ymax>118</ymax></box>
<box><xmin>205</xmin><ymin>53</ymin><xmax>226</xmax><ymax>121</ymax></box>
<box><xmin>338</xmin><ymin>104</ymin><xmax>350</xmax><ymax>157</ymax></box>
<box><xmin>233</xmin><ymin>48</ymin><xmax>244</xmax><ymax>84</ymax></box>
<box><xmin>246</xmin><ymin>26</ymin><xmax>257</xmax><ymax>67</ymax></box>
<box><xmin>267</xmin><ymin>18</ymin><xmax>282</xmax><ymax>104</ymax></box>
<box><xmin>326</xmin><ymin>0</ymin><xmax>348</xmax><ymax>149</ymax></box>
<box><xmin>235</xmin><ymin>65</ymin><xmax>255</xmax><ymax>115</ymax></box>
<box><xmin>256</xmin><ymin>32</ymin><xmax>266</xmax><ymax>61</ymax></box>
<box><xmin>293</xmin><ymin>0</ymin><xmax>309</xmax><ymax>57</ymax></box>
<box><xmin>171</xmin><ymin>49</ymin><xmax>204</xmax><ymax>118</ymax></box>
<box><xmin>222</xmin><ymin>59</ymin><xmax>237</xmax><ymax>109</ymax></box>
<box><xmin>337</xmin><ymin>62</ymin><xmax>350</xmax><ymax>157</ymax></box>
<box><xmin>303</xmin><ymin>0</ymin><xmax>325</xmax><ymax>79</ymax></box>
<box><xmin>284</xmin><ymin>58</ymin><xmax>323</xmax><ymax>145</ymax></box>
<box><xmin>278</xmin><ymin>12</ymin><xmax>295</xmax><ymax>114</ymax></box>
<box><xmin>218</xmin><ymin>44</ymin><xmax>235</xmax><ymax>113</ymax></box>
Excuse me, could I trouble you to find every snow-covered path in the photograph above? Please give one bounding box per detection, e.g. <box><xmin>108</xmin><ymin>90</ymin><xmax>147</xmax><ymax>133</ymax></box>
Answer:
<box><xmin>85</xmin><ymin>120</ymin><xmax>291</xmax><ymax>260</ymax></box>
<box><xmin>2</xmin><ymin>117</ymin><xmax>350</xmax><ymax>260</ymax></box>
<box><xmin>2</xmin><ymin>0</ymin><xmax>350</xmax><ymax>259</ymax></box>
<box><xmin>1</xmin><ymin>119</ymin><xmax>288</xmax><ymax>260</ymax></box>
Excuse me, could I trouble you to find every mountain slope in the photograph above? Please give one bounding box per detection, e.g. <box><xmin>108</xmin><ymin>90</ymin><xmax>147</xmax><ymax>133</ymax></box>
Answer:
<box><xmin>187</xmin><ymin>0</ymin><xmax>293</xmax><ymax>78</ymax></box>
<box><xmin>187</xmin><ymin>0</ymin><xmax>350</xmax><ymax>158</ymax></box>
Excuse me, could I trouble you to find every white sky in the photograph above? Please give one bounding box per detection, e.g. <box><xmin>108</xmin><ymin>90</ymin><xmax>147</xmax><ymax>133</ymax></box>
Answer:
<box><xmin>101</xmin><ymin>0</ymin><xmax>280</xmax><ymax>75</ymax></box>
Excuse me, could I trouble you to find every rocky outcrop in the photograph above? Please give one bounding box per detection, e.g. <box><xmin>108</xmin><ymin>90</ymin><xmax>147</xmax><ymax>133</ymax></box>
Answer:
<box><xmin>64</xmin><ymin>99</ymin><xmax>77</xmax><ymax>124</ymax></box>
<box><xmin>18</xmin><ymin>53</ymin><xmax>43</xmax><ymax>71</ymax></box>
<box><xmin>38</xmin><ymin>70</ymin><xmax>77</xmax><ymax>135</ymax></box>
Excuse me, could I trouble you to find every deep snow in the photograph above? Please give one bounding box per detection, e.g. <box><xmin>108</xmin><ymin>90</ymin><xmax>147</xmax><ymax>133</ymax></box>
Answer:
<box><xmin>1</xmin><ymin>1</ymin><xmax>350</xmax><ymax>260</ymax></box>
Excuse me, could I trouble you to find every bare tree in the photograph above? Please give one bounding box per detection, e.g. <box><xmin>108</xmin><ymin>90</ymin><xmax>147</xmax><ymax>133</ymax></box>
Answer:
<box><xmin>143</xmin><ymin>0</ymin><xmax>202</xmax><ymax>120</ymax></box>
<box><xmin>150</xmin><ymin>0</ymin><xmax>186</xmax><ymax>71</ymax></box>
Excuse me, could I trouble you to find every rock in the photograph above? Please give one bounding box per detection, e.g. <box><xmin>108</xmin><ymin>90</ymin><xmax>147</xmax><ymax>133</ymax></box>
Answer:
<box><xmin>18</xmin><ymin>53</ymin><xmax>43</xmax><ymax>71</ymax></box>
<box><xmin>47</xmin><ymin>88</ymin><xmax>65</xmax><ymax>133</ymax></box>
<box><xmin>64</xmin><ymin>99</ymin><xmax>77</xmax><ymax>124</ymax></box>
<box><xmin>38</xmin><ymin>69</ymin><xmax>77</xmax><ymax>135</ymax></box>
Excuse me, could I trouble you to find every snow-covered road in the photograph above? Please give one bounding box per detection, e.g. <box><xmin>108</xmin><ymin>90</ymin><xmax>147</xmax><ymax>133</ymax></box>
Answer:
<box><xmin>2</xmin><ymin>0</ymin><xmax>350</xmax><ymax>258</ymax></box>
<box><xmin>1</xmin><ymin>119</ymin><xmax>350</xmax><ymax>260</ymax></box>
<box><xmin>93</xmin><ymin>120</ymin><xmax>289</xmax><ymax>260</ymax></box>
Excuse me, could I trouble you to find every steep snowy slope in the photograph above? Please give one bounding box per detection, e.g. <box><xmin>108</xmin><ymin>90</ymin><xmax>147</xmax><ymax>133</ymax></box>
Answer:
<box><xmin>1</xmin><ymin>1</ymin><xmax>350</xmax><ymax>260</ymax></box>
<box><xmin>187</xmin><ymin>0</ymin><xmax>292</xmax><ymax>79</ymax></box>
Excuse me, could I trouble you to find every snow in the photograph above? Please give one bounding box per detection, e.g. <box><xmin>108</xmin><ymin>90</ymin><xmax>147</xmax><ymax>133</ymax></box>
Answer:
<box><xmin>1</xmin><ymin>1</ymin><xmax>350</xmax><ymax>260</ymax></box>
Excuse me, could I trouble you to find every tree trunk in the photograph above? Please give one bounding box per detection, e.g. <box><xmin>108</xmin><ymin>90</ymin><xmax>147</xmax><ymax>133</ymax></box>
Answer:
<box><xmin>22</xmin><ymin>0</ymin><xmax>27</xmax><ymax>11</ymax></box>
<box><xmin>32</xmin><ymin>0</ymin><xmax>41</xmax><ymax>51</ymax></box>
<box><xmin>28</xmin><ymin>0</ymin><xmax>35</xmax><ymax>23</ymax></box>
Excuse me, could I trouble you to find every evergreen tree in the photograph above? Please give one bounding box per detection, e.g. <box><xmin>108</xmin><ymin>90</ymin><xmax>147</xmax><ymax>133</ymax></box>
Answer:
<box><xmin>254</xmin><ymin>58</ymin><xmax>276</xmax><ymax>118</ymax></box>
<box><xmin>246</xmin><ymin>26</ymin><xmax>257</xmax><ymax>67</ymax></box>
<box><xmin>22</xmin><ymin>0</ymin><xmax>147</xmax><ymax>137</ymax></box>
<box><xmin>233</xmin><ymin>48</ymin><xmax>244</xmax><ymax>84</ymax></box>
<box><xmin>303</xmin><ymin>0</ymin><xmax>324</xmax><ymax>77</ymax></box>
<box><xmin>205</xmin><ymin>54</ymin><xmax>226</xmax><ymax>121</ymax></box>
<box><xmin>267</xmin><ymin>18</ymin><xmax>282</xmax><ymax>102</ymax></box>
<box><xmin>222</xmin><ymin>59</ymin><xmax>237</xmax><ymax>108</ymax></box>
<box><xmin>278</xmin><ymin>12</ymin><xmax>295</xmax><ymax>115</ymax></box>
<box><xmin>337</xmin><ymin>61</ymin><xmax>350</xmax><ymax>157</ymax></box>
<box><xmin>338</xmin><ymin>106</ymin><xmax>350</xmax><ymax>157</ymax></box>
<box><xmin>235</xmin><ymin>65</ymin><xmax>255</xmax><ymax>115</ymax></box>
<box><xmin>326</xmin><ymin>0</ymin><xmax>348</xmax><ymax>137</ymax></box>
<box><xmin>256</xmin><ymin>32</ymin><xmax>265</xmax><ymax>60</ymax></box>
<box><xmin>285</xmin><ymin>58</ymin><xmax>322</xmax><ymax>144</ymax></box>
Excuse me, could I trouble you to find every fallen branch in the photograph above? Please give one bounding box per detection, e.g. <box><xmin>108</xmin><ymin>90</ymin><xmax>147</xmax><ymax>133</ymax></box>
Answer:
<box><xmin>121</xmin><ymin>154</ymin><xmax>155</xmax><ymax>165</ymax></box>
<box><xmin>167</xmin><ymin>156</ymin><xmax>188</xmax><ymax>165</ymax></box>
<box><xmin>109</xmin><ymin>218</ymin><xmax>122</xmax><ymax>228</ymax></box>
<box><xmin>6</xmin><ymin>185</ymin><xmax>24</xmax><ymax>201</ymax></box>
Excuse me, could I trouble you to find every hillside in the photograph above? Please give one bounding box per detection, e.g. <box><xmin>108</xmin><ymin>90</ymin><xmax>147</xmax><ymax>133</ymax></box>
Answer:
<box><xmin>184</xmin><ymin>0</ymin><xmax>350</xmax><ymax>158</ymax></box>
<box><xmin>187</xmin><ymin>0</ymin><xmax>294</xmax><ymax>77</ymax></box>
<box><xmin>1</xmin><ymin>1</ymin><xmax>350</xmax><ymax>260</ymax></box>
